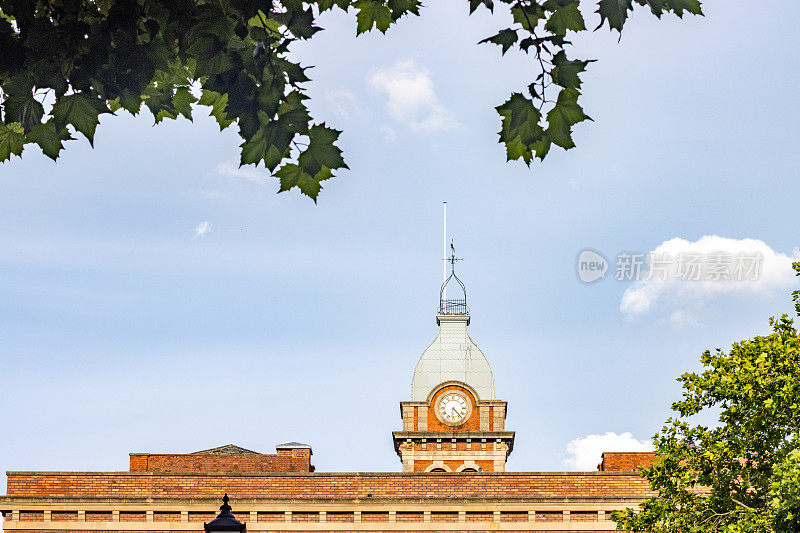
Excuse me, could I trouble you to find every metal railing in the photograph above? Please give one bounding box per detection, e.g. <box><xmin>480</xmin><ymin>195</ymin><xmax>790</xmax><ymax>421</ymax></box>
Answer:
<box><xmin>439</xmin><ymin>298</ymin><xmax>469</xmax><ymax>315</ymax></box>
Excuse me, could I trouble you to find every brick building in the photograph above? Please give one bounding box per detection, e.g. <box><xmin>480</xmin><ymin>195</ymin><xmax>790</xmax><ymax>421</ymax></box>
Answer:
<box><xmin>1</xmin><ymin>260</ymin><xmax>658</xmax><ymax>532</ymax></box>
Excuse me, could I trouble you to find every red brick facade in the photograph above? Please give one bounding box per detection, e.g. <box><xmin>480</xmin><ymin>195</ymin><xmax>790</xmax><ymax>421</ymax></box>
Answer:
<box><xmin>129</xmin><ymin>449</ymin><xmax>312</xmax><ymax>474</ymax></box>
<box><xmin>5</xmin><ymin>470</ymin><xmax>653</xmax><ymax>499</ymax></box>
<box><xmin>2</xmin><ymin>445</ymin><xmax>654</xmax><ymax>533</ymax></box>
<box><xmin>598</xmin><ymin>452</ymin><xmax>659</xmax><ymax>472</ymax></box>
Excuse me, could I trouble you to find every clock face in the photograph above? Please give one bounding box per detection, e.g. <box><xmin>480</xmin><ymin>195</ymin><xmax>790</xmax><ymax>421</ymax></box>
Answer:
<box><xmin>438</xmin><ymin>392</ymin><xmax>469</xmax><ymax>424</ymax></box>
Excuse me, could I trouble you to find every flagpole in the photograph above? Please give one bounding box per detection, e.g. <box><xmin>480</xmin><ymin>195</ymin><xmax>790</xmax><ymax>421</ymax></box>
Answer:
<box><xmin>443</xmin><ymin>201</ymin><xmax>447</xmax><ymax>307</ymax></box>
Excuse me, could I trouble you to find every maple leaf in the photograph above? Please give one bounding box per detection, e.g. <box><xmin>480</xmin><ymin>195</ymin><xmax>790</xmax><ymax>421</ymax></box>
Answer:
<box><xmin>275</xmin><ymin>163</ymin><xmax>333</xmax><ymax>201</ymax></box>
<box><xmin>511</xmin><ymin>3</ymin><xmax>546</xmax><ymax>30</ymax></box>
<box><xmin>198</xmin><ymin>90</ymin><xmax>234</xmax><ymax>130</ymax></box>
<box><xmin>354</xmin><ymin>1</ymin><xmax>393</xmax><ymax>34</ymax></box>
<box><xmin>27</xmin><ymin>119</ymin><xmax>73</xmax><ymax>161</ymax></box>
<box><xmin>317</xmin><ymin>0</ymin><xmax>351</xmax><ymax>12</ymax></box>
<box><xmin>545</xmin><ymin>1</ymin><xmax>586</xmax><ymax>36</ymax></box>
<box><xmin>634</xmin><ymin>0</ymin><xmax>703</xmax><ymax>17</ymax></box>
<box><xmin>51</xmin><ymin>93</ymin><xmax>109</xmax><ymax>146</ymax></box>
<box><xmin>0</xmin><ymin>122</ymin><xmax>25</xmax><ymax>161</ymax></box>
<box><xmin>298</xmin><ymin>124</ymin><xmax>348</xmax><ymax>177</ymax></box>
<box><xmin>550</xmin><ymin>51</ymin><xmax>593</xmax><ymax>89</ymax></box>
<box><xmin>546</xmin><ymin>88</ymin><xmax>590</xmax><ymax>149</ymax></box>
<box><xmin>172</xmin><ymin>87</ymin><xmax>196</xmax><ymax>121</ymax></box>
<box><xmin>469</xmin><ymin>0</ymin><xmax>494</xmax><ymax>14</ymax></box>
<box><xmin>496</xmin><ymin>93</ymin><xmax>550</xmax><ymax>166</ymax></box>
<box><xmin>596</xmin><ymin>0</ymin><xmax>634</xmax><ymax>32</ymax></box>
<box><xmin>479</xmin><ymin>29</ymin><xmax>519</xmax><ymax>56</ymax></box>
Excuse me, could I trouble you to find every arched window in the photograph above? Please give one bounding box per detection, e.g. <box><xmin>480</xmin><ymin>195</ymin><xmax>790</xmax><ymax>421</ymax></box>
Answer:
<box><xmin>430</xmin><ymin>468</ymin><xmax>447</xmax><ymax>472</ymax></box>
<box><xmin>461</xmin><ymin>468</ymin><xmax>477</xmax><ymax>472</ymax></box>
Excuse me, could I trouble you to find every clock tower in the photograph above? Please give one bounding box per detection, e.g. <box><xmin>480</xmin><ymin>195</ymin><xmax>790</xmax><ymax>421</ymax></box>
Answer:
<box><xmin>393</xmin><ymin>249</ymin><xmax>515</xmax><ymax>472</ymax></box>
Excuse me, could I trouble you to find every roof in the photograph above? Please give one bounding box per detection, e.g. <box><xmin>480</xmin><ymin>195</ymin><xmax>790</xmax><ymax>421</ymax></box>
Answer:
<box><xmin>411</xmin><ymin>314</ymin><xmax>495</xmax><ymax>401</ymax></box>
<box><xmin>276</xmin><ymin>442</ymin><xmax>312</xmax><ymax>449</ymax></box>
<box><xmin>191</xmin><ymin>444</ymin><xmax>261</xmax><ymax>455</ymax></box>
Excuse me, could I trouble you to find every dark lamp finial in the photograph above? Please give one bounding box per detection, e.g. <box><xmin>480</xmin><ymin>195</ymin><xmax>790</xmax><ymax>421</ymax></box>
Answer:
<box><xmin>204</xmin><ymin>493</ymin><xmax>245</xmax><ymax>533</ymax></box>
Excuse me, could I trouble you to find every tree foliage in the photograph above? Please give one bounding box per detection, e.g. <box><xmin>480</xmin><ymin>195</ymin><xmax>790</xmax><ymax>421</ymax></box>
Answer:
<box><xmin>614</xmin><ymin>263</ymin><xmax>800</xmax><ymax>533</ymax></box>
<box><xmin>0</xmin><ymin>0</ymin><xmax>702</xmax><ymax>200</ymax></box>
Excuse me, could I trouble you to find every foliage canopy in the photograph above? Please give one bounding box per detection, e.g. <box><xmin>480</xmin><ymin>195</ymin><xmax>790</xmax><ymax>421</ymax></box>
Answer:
<box><xmin>0</xmin><ymin>0</ymin><xmax>702</xmax><ymax>199</ymax></box>
<box><xmin>614</xmin><ymin>263</ymin><xmax>800</xmax><ymax>533</ymax></box>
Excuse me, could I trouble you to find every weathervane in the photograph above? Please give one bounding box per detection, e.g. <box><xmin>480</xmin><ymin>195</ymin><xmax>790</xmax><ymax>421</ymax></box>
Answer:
<box><xmin>446</xmin><ymin>239</ymin><xmax>463</xmax><ymax>274</ymax></box>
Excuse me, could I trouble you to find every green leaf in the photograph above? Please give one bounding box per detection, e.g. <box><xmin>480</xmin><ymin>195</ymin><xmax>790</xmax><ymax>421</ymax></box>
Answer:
<box><xmin>665</xmin><ymin>0</ymin><xmax>703</xmax><ymax>16</ymax></box>
<box><xmin>317</xmin><ymin>0</ymin><xmax>351</xmax><ymax>11</ymax></box>
<box><xmin>546</xmin><ymin>88</ymin><xmax>590</xmax><ymax>149</ymax></box>
<box><xmin>194</xmin><ymin>51</ymin><xmax>234</xmax><ymax>78</ymax></box>
<box><xmin>144</xmin><ymin>79</ymin><xmax>179</xmax><ymax>124</ymax></box>
<box><xmin>504</xmin><ymin>137</ymin><xmax>531</xmax><ymax>165</ymax></box>
<box><xmin>275</xmin><ymin>58</ymin><xmax>311</xmax><ymax>85</ymax></box>
<box><xmin>497</xmin><ymin>93</ymin><xmax>541</xmax><ymax>142</ymax></box>
<box><xmin>596</xmin><ymin>0</ymin><xmax>633</xmax><ymax>32</ymax></box>
<box><xmin>496</xmin><ymin>93</ymin><xmax>550</xmax><ymax>165</ymax></box>
<box><xmin>469</xmin><ymin>0</ymin><xmax>494</xmax><ymax>14</ymax></box>
<box><xmin>511</xmin><ymin>4</ymin><xmax>546</xmax><ymax>30</ymax></box>
<box><xmin>3</xmin><ymin>93</ymin><xmax>44</xmax><ymax>132</ymax></box>
<box><xmin>550</xmin><ymin>51</ymin><xmax>593</xmax><ymax>89</ymax></box>
<box><xmin>172</xmin><ymin>87</ymin><xmax>196</xmax><ymax>121</ymax></box>
<box><xmin>0</xmin><ymin>121</ymin><xmax>25</xmax><ymax>161</ymax></box>
<box><xmin>27</xmin><ymin>119</ymin><xmax>72</xmax><ymax>161</ymax></box>
<box><xmin>479</xmin><ymin>29</ymin><xmax>518</xmax><ymax>55</ymax></box>
<box><xmin>634</xmin><ymin>0</ymin><xmax>703</xmax><ymax>17</ymax></box>
<box><xmin>298</xmin><ymin>124</ymin><xmax>348</xmax><ymax>176</ymax></box>
<box><xmin>277</xmin><ymin>91</ymin><xmax>311</xmax><ymax>135</ymax></box>
<box><xmin>388</xmin><ymin>0</ymin><xmax>422</xmax><ymax>20</ymax></box>
<box><xmin>239</xmin><ymin>113</ymin><xmax>296</xmax><ymax>171</ymax></box>
<box><xmin>354</xmin><ymin>0</ymin><xmax>393</xmax><ymax>34</ymax></box>
<box><xmin>288</xmin><ymin>7</ymin><xmax>320</xmax><ymax>39</ymax></box>
<box><xmin>545</xmin><ymin>1</ymin><xmax>586</xmax><ymax>35</ymax></box>
<box><xmin>198</xmin><ymin>90</ymin><xmax>234</xmax><ymax>130</ymax></box>
<box><xmin>240</xmin><ymin>127</ymin><xmax>269</xmax><ymax>166</ymax></box>
<box><xmin>51</xmin><ymin>93</ymin><xmax>108</xmax><ymax>146</ymax></box>
<box><xmin>118</xmin><ymin>90</ymin><xmax>144</xmax><ymax>115</ymax></box>
<box><xmin>275</xmin><ymin>163</ymin><xmax>333</xmax><ymax>201</ymax></box>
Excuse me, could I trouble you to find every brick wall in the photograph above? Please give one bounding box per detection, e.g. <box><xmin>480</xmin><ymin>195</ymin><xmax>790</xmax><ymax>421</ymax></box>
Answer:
<box><xmin>129</xmin><ymin>449</ymin><xmax>312</xmax><ymax>473</ymax></box>
<box><xmin>5</xmin><ymin>471</ymin><xmax>654</xmax><ymax>499</ymax></box>
<box><xmin>599</xmin><ymin>452</ymin><xmax>658</xmax><ymax>472</ymax></box>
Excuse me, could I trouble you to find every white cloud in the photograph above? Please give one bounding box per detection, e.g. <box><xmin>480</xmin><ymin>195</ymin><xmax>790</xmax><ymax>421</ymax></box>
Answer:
<box><xmin>379</xmin><ymin>124</ymin><xmax>397</xmax><ymax>141</ymax></box>
<box><xmin>621</xmin><ymin>236</ymin><xmax>798</xmax><ymax>319</ymax></box>
<box><xmin>191</xmin><ymin>189</ymin><xmax>228</xmax><ymax>200</ymax></box>
<box><xmin>326</xmin><ymin>89</ymin><xmax>360</xmax><ymax>119</ymax></box>
<box><xmin>194</xmin><ymin>221</ymin><xmax>212</xmax><ymax>239</ymax></box>
<box><xmin>216</xmin><ymin>161</ymin><xmax>268</xmax><ymax>185</ymax></box>
<box><xmin>368</xmin><ymin>60</ymin><xmax>458</xmax><ymax>132</ymax></box>
<box><xmin>564</xmin><ymin>432</ymin><xmax>653</xmax><ymax>471</ymax></box>
<box><xmin>665</xmin><ymin>310</ymin><xmax>704</xmax><ymax>328</ymax></box>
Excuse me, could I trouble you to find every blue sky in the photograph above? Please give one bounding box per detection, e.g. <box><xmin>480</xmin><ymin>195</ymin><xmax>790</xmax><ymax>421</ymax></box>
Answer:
<box><xmin>2</xmin><ymin>0</ymin><xmax>800</xmax><ymax>491</ymax></box>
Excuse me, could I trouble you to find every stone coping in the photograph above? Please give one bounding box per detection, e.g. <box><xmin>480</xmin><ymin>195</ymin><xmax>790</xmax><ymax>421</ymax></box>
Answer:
<box><xmin>0</xmin><ymin>496</ymin><xmax>645</xmax><ymax>503</ymax></box>
<box><xmin>5</xmin><ymin>471</ymin><xmax>636</xmax><ymax>478</ymax></box>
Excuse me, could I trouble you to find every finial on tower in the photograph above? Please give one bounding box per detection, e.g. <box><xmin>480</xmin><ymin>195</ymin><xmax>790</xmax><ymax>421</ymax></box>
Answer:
<box><xmin>439</xmin><ymin>240</ymin><xmax>468</xmax><ymax>317</ymax></box>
